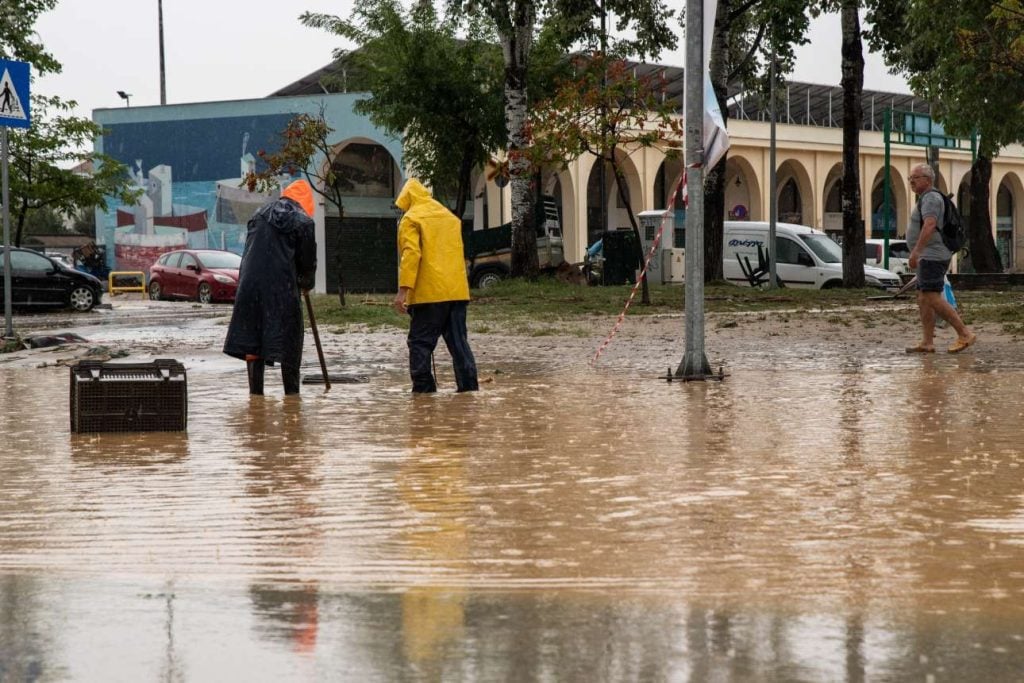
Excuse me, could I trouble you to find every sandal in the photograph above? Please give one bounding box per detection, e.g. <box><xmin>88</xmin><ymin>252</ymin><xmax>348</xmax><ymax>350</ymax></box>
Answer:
<box><xmin>905</xmin><ymin>343</ymin><xmax>935</xmax><ymax>354</ymax></box>
<box><xmin>947</xmin><ymin>333</ymin><xmax>977</xmax><ymax>354</ymax></box>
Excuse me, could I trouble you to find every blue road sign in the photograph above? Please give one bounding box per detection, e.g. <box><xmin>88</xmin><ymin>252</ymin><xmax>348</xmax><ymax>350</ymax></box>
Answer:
<box><xmin>0</xmin><ymin>59</ymin><xmax>31</xmax><ymax>129</ymax></box>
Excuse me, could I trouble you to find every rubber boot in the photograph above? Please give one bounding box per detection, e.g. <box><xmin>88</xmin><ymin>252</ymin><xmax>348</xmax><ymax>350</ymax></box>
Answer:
<box><xmin>246</xmin><ymin>359</ymin><xmax>265</xmax><ymax>395</ymax></box>
<box><xmin>282</xmin><ymin>363</ymin><xmax>301</xmax><ymax>395</ymax></box>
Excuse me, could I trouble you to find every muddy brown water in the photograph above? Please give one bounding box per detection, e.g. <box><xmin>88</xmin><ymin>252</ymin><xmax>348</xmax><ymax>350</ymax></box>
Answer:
<box><xmin>1</xmin><ymin>307</ymin><xmax>1023</xmax><ymax>680</ymax></box>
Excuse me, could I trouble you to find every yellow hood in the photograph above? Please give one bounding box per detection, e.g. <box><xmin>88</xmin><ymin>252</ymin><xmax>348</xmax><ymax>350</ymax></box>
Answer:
<box><xmin>395</xmin><ymin>178</ymin><xmax>432</xmax><ymax>212</ymax></box>
<box><xmin>394</xmin><ymin>178</ymin><xmax>470</xmax><ymax>305</ymax></box>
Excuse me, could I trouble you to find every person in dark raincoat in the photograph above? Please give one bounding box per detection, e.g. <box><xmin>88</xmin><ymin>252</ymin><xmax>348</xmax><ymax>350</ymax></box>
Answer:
<box><xmin>223</xmin><ymin>179</ymin><xmax>317</xmax><ymax>395</ymax></box>
<box><xmin>392</xmin><ymin>178</ymin><xmax>478</xmax><ymax>393</ymax></box>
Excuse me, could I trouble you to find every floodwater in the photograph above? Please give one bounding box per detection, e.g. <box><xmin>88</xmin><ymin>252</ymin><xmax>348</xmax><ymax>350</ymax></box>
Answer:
<box><xmin>1</xmin><ymin>310</ymin><xmax>1024</xmax><ymax>681</ymax></box>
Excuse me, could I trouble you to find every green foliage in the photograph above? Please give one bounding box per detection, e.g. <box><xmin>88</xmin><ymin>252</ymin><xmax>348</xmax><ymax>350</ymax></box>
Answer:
<box><xmin>21</xmin><ymin>205</ymin><xmax>64</xmax><ymax>235</ymax></box>
<box><xmin>8</xmin><ymin>95</ymin><xmax>140</xmax><ymax>246</ymax></box>
<box><xmin>244</xmin><ymin>109</ymin><xmax>345</xmax><ymax>217</ymax></box>
<box><xmin>1</xmin><ymin>1</ymin><xmax>139</xmax><ymax>246</ymax></box>
<box><xmin>526</xmin><ymin>54</ymin><xmax>684</xmax><ymax>164</ymax></box>
<box><xmin>527</xmin><ymin>52</ymin><xmax>682</xmax><ymax>303</ymax></box>
<box><xmin>696</xmin><ymin>0</ymin><xmax>810</xmax><ymax>96</ymax></box>
<box><xmin>302</xmin><ymin>0</ymin><xmax>506</xmax><ymax>214</ymax></box>
<box><xmin>874</xmin><ymin>0</ymin><xmax>1024</xmax><ymax>158</ymax></box>
<box><xmin>541</xmin><ymin>0</ymin><xmax>678</xmax><ymax>60</ymax></box>
<box><xmin>71</xmin><ymin>207</ymin><xmax>96</xmax><ymax>236</ymax></box>
<box><xmin>0</xmin><ymin>0</ymin><xmax>61</xmax><ymax>75</ymax></box>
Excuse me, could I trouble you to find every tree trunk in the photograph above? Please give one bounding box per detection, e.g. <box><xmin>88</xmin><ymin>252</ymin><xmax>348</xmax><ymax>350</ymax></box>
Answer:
<box><xmin>967</xmin><ymin>155</ymin><xmax>1002</xmax><ymax>272</ymax></box>
<box><xmin>502</xmin><ymin>2</ymin><xmax>539</xmax><ymax>279</ymax></box>
<box><xmin>328</xmin><ymin>193</ymin><xmax>347</xmax><ymax>307</ymax></box>
<box><xmin>703</xmin><ymin>156</ymin><xmax>726</xmax><ymax>283</ymax></box>
<box><xmin>703</xmin><ymin>0</ymin><xmax>730</xmax><ymax>283</ymax></box>
<box><xmin>333</xmin><ymin>222</ymin><xmax>346</xmax><ymax>307</ymax></box>
<box><xmin>453</xmin><ymin>140</ymin><xmax>475</xmax><ymax>221</ymax></box>
<box><xmin>840</xmin><ymin>1</ymin><xmax>865</xmax><ymax>288</ymax></box>
<box><xmin>14</xmin><ymin>198</ymin><xmax>28</xmax><ymax>248</ymax></box>
<box><xmin>609</xmin><ymin>155</ymin><xmax>650</xmax><ymax>304</ymax></box>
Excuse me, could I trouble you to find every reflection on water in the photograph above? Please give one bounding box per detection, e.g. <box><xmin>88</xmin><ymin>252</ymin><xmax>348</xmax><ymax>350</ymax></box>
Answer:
<box><xmin>1</xmin><ymin>352</ymin><xmax>1023</xmax><ymax>679</ymax></box>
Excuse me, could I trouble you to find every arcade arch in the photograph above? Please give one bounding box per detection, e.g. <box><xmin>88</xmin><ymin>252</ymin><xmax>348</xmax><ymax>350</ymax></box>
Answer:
<box><xmin>653</xmin><ymin>157</ymin><xmax>685</xmax><ymax>210</ymax></box>
<box><xmin>822</xmin><ymin>163</ymin><xmax>844</xmax><ymax>235</ymax></box>
<box><xmin>776</xmin><ymin>160</ymin><xmax>813</xmax><ymax>226</ymax></box>
<box><xmin>869</xmin><ymin>167</ymin><xmax>908</xmax><ymax>239</ymax></box>
<box><xmin>994</xmin><ymin>172</ymin><xmax>1024</xmax><ymax>270</ymax></box>
<box><xmin>327</xmin><ymin>139</ymin><xmax>403</xmax><ymax>216</ymax></box>
<box><xmin>724</xmin><ymin>156</ymin><xmax>761</xmax><ymax>221</ymax></box>
<box><xmin>585</xmin><ymin>151</ymin><xmax>643</xmax><ymax>246</ymax></box>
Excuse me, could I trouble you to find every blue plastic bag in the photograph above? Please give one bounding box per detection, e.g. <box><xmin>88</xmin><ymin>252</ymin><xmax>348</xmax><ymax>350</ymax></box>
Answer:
<box><xmin>943</xmin><ymin>276</ymin><xmax>957</xmax><ymax>310</ymax></box>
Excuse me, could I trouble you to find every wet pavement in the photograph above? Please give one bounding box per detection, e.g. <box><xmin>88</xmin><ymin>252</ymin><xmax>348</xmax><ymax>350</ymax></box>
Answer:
<box><xmin>1</xmin><ymin>301</ymin><xmax>1023</xmax><ymax>681</ymax></box>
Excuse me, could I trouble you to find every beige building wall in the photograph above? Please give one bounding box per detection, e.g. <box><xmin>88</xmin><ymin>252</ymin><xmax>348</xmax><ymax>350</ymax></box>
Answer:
<box><xmin>478</xmin><ymin>118</ymin><xmax>1024</xmax><ymax>271</ymax></box>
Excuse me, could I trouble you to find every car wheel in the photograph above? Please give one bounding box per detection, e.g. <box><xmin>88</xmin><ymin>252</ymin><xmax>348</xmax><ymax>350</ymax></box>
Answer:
<box><xmin>197</xmin><ymin>282</ymin><xmax>213</xmax><ymax>304</ymax></box>
<box><xmin>473</xmin><ymin>269</ymin><xmax>506</xmax><ymax>289</ymax></box>
<box><xmin>149</xmin><ymin>281</ymin><xmax>163</xmax><ymax>301</ymax></box>
<box><xmin>68</xmin><ymin>286</ymin><xmax>96</xmax><ymax>312</ymax></box>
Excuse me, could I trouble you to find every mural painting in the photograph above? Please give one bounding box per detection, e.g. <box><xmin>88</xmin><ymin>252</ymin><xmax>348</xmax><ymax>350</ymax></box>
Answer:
<box><xmin>99</xmin><ymin>114</ymin><xmax>293</xmax><ymax>272</ymax></box>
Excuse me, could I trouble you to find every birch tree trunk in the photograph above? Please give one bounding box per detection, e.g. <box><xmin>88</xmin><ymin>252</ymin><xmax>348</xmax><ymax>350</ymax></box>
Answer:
<box><xmin>503</xmin><ymin>1</ymin><xmax>539</xmax><ymax>279</ymax></box>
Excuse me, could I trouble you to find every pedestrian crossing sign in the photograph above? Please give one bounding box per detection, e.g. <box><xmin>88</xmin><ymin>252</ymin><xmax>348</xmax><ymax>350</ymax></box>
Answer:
<box><xmin>0</xmin><ymin>59</ymin><xmax>31</xmax><ymax>129</ymax></box>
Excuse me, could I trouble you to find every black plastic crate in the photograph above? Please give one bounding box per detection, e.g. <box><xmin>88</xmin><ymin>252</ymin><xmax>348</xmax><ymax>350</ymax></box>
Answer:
<box><xmin>70</xmin><ymin>359</ymin><xmax>188</xmax><ymax>433</ymax></box>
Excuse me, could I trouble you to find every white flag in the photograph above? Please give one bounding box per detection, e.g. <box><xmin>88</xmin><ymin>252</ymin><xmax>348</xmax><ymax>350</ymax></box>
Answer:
<box><xmin>685</xmin><ymin>0</ymin><xmax>731</xmax><ymax>172</ymax></box>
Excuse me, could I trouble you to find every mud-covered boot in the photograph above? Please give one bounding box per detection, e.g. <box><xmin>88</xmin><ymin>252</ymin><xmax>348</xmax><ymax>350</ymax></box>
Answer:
<box><xmin>282</xmin><ymin>363</ymin><xmax>301</xmax><ymax>395</ymax></box>
<box><xmin>246</xmin><ymin>359</ymin><xmax>265</xmax><ymax>395</ymax></box>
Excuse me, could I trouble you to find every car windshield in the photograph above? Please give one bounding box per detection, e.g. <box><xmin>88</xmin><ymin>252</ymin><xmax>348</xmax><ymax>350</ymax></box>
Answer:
<box><xmin>799</xmin><ymin>234</ymin><xmax>842</xmax><ymax>263</ymax></box>
<box><xmin>890</xmin><ymin>242</ymin><xmax>910</xmax><ymax>258</ymax></box>
<box><xmin>198</xmin><ymin>252</ymin><xmax>242</xmax><ymax>269</ymax></box>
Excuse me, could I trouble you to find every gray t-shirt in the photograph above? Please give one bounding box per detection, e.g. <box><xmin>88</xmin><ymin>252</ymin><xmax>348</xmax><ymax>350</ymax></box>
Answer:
<box><xmin>907</xmin><ymin>189</ymin><xmax>952</xmax><ymax>261</ymax></box>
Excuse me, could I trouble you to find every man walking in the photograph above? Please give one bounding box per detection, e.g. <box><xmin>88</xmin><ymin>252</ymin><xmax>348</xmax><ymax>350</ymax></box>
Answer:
<box><xmin>392</xmin><ymin>178</ymin><xmax>479</xmax><ymax>393</ymax></box>
<box><xmin>905</xmin><ymin>163</ymin><xmax>977</xmax><ymax>354</ymax></box>
<box><xmin>224</xmin><ymin>179</ymin><xmax>317</xmax><ymax>394</ymax></box>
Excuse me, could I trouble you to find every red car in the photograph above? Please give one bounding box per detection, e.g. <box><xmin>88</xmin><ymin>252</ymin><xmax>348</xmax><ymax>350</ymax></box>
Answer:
<box><xmin>148</xmin><ymin>249</ymin><xmax>242</xmax><ymax>303</ymax></box>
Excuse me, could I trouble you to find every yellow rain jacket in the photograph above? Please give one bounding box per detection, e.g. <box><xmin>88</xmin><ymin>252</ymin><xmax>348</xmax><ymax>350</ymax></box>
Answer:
<box><xmin>396</xmin><ymin>178</ymin><xmax>470</xmax><ymax>305</ymax></box>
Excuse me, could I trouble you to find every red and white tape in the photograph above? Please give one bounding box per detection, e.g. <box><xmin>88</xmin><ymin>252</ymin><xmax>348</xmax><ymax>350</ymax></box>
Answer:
<box><xmin>590</xmin><ymin>170</ymin><xmax>688</xmax><ymax>366</ymax></box>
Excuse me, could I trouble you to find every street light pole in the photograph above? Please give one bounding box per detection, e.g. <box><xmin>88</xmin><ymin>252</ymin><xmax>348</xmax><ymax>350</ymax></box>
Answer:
<box><xmin>3</xmin><ymin>128</ymin><xmax>12</xmax><ymax>339</ymax></box>
<box><xmin>158</xmin><ymin>0</ymin><xmax>166</xmax><ymax>105</ymax></box>
<box><xmin>676</xmin><ymin>0</ymin><xmax>711</xmax><ymax>379</ymax></box>
<box><xmin>768</xmin><ymin>39</ymin><xmax>778</xmax><ymax>289</ymax></box>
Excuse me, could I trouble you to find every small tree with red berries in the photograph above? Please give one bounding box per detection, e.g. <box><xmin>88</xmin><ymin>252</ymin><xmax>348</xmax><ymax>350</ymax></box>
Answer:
<box><xmin>526</xmin><ymin>54</ymin><xmax>683</xmax><ymax>304</ymax></box>
<box><xmin>244</xmin><ymin>107</ymin><xmax>350</xmax><ymax>305</ymax></box>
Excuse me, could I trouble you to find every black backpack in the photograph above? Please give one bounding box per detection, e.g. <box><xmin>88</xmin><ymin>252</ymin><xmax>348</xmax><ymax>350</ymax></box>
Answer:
<box><xmin>917</xmin><ymin>189</ymin><xmax>966</xmax><ymax>253</ymax></box>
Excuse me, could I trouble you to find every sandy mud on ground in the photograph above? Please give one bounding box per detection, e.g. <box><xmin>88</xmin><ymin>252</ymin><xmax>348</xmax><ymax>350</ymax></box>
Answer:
<box><xmin>1</xmin><ymin>298</ymin><xmax>1022</xmax><ymax>680</ymax></box>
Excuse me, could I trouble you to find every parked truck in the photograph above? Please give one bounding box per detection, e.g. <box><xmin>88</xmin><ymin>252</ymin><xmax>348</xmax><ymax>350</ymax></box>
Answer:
<box><xmin>462</xmin><ymin>195</ymin><xmax>564</xmax><ymax>288</ymax></box>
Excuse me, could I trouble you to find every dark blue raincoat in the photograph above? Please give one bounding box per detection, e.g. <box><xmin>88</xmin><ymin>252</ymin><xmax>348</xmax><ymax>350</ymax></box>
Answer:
<box><xmin>222</xmin><ymin>195</ymin><xmax>317</xmax><ymax>368</ymax></box>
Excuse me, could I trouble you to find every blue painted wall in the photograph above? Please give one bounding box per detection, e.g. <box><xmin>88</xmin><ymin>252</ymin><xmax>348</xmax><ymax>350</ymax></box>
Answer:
<box><xmin>94</xmin><ymin>94</ymin><xmax>403</xmax><ymax>273</ymax></box>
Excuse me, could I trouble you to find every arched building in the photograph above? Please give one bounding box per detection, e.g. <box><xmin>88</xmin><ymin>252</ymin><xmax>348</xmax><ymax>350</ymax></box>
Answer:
<box><xmin>95</xmin><ymin>62</ymin><xmax>1024</xmax><ymax>295</ymax></box>
<box><xmin>442</xmin><ymin>73</ymin><xmax>1024</xmax><ymax>273</ymax></box>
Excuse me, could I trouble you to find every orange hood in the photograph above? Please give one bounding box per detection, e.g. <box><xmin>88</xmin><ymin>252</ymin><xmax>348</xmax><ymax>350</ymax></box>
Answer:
<box><xmin>282</xmin><ymin>179</ymin><xmax>315</xmax><ymax>218</ymax></box>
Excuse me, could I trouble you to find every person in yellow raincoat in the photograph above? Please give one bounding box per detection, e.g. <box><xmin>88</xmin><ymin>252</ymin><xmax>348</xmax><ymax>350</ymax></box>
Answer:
<box><xmin>392</xmin><ymin>178</ymin><xmax>478</xmax><ymax>393</ymax></box>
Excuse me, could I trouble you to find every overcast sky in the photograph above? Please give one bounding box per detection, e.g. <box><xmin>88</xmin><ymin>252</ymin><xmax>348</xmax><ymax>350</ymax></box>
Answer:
<box><xmin>33</xmin><ymin>1</ymin><xmax>910</xmax><ymax>124</ymax></box>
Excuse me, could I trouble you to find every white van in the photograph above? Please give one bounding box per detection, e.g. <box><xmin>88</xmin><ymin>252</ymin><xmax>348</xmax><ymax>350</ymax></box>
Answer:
<box><xmin>724</xmin><ymin>221</ymin><xmax>902</xmax><ymax>290</ymax></box>
<box><xmin>865</xmin><ymin>238</ymin><xmax>911</xmax><ymax>276</ymax></box>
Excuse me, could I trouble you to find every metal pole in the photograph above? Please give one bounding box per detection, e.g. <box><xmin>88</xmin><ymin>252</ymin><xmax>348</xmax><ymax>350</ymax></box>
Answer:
<box><xmin>883</xmin><ymin>109</ymin><xmax>891</xmax><ymax>270</ymax></box>
<box><xmin>2</xmin><ymin>128</ymin><xmax>12</xmax><ymax>338</ymax></box>
<box><xmin>597</xmin><ymin>0</ymin><xmax>607</xmax><ymax>243</ymax></box>
<box><xmin>676</xmin><ymin>0</ymin><xmax>710</xmax><ymax>379</ymax></box>
<box><xmin>158</xmin><ymin>0</ymin><xmax>167</xmax><ymax>105</ymax></box>
<box><xmin>768</xmin><ymin>42</ymin><xmax>778</xmax><ymax>289</ymax></box>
